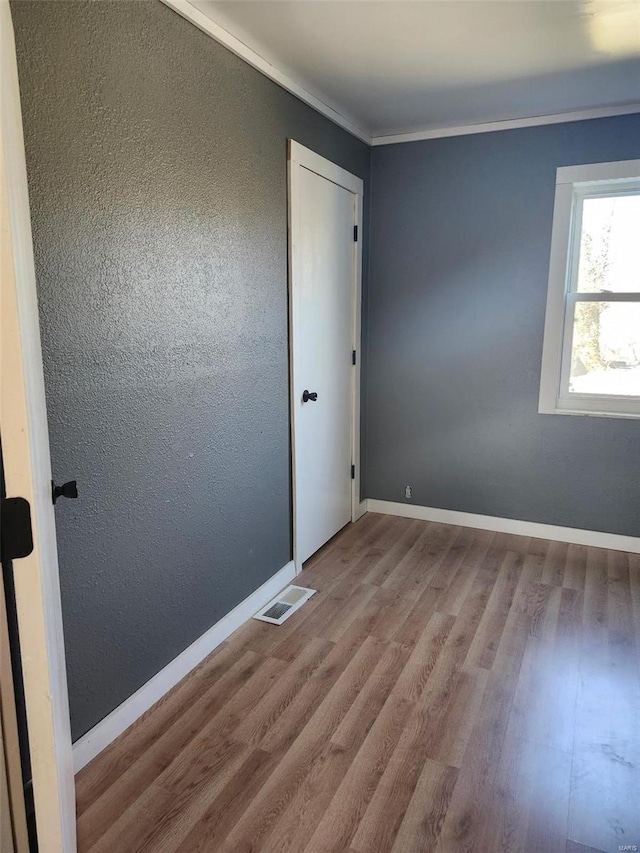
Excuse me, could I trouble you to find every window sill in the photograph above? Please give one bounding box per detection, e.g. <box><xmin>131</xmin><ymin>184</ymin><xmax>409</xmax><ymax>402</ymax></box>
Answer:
<box><xmin>539</xmin><ymin>402</ymin><xmax>640</xmax><ymax>420</ymax></box>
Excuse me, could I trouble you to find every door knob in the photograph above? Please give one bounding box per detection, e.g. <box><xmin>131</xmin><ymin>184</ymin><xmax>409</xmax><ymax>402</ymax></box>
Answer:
<box><xmin>302</xmin><ymin>390</ymin><xmax>318</xmax><ymax>403</ymax></box>
<box><xmin>52</xmin><ymin>480</ymin><xmax>78</xmax><ymax>505</ymax></box>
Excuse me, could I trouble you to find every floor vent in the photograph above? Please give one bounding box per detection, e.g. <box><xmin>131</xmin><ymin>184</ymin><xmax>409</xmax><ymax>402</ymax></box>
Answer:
<box><xmin>253</xmin><ymin>585</ymin><xmax>316</xmax><ymax>625</ymax></box>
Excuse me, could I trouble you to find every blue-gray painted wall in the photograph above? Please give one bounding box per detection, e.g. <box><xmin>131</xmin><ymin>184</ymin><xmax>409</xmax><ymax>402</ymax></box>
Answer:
<box><xmin>366</xmin><ymin>114</ymin><xmax>640</xmax><ymax>536</ymax></box>
<box><xmin>11</xmin><ymin>0</ymin><xmax>370</xmax><ymax>741</ymax></box>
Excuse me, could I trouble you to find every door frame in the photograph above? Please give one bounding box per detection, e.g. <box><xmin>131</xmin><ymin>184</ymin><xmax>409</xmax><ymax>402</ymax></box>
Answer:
<box><xmin>1</xmin><ymin>3</ymin><xmax>76</xmax><ymax>850</ymax></box>
<box><xmin>0</xmin><ymin>566</ymin><xmax>30</xmax><ymax>853</ymax></box>
<box><xmin>287</xmin><ymin>140</ymin><xmax>364</xmax><ymax>573</ymax></box>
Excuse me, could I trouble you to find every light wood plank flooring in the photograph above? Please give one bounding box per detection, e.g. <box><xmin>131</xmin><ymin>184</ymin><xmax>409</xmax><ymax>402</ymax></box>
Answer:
<box><xmin>76</xmin><ymin>513</ymin><xmax>640</xmax><ymax>853</ymax></box>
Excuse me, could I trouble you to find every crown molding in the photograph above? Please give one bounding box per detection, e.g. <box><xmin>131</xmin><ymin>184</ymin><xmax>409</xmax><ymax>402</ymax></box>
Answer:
<box><xmin>371</xmin><ymin>102</ymin><xmax>640</xmax><ymax>146</ymax></box>
<box><xmin>160</xmin><ymin>0</ymin><xmax>640</xmax><ymax>149</ymax></box>
<box><xmin>160</xmin><ymin>0</ymin><xmax>372</xmax><ymax>144</ymax></box>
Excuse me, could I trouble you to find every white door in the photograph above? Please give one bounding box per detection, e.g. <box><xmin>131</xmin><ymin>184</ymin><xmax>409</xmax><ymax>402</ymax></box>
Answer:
<box><xmin>288</xmin><ymin>142</ymin><xmax>363</xmax><ymax>567</ymax></box>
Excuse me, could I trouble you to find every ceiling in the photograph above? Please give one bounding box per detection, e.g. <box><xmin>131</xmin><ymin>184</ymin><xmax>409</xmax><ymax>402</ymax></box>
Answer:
<box><xmin>191</xmin><ymin>0</ymin><xmax>640</xmax><ymax>140</ymax></box>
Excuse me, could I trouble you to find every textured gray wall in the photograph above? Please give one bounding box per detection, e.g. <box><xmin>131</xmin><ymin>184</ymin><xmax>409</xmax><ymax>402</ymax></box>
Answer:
<box><xmin>367</xmin><ymin>114</ymin><xmax>640</xmax><ymax>537</ymax></box>
<box><xmin>12</xmin><ymin>0</ymin><xmax>370</xmax><ymax>740</ymax></box>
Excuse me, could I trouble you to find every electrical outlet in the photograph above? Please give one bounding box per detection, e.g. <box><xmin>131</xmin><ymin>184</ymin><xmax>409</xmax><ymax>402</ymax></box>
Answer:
<box><xmin>404</xmin><ymin>485</ymin><xmax>412</xmax><ymax>500</ymax></box>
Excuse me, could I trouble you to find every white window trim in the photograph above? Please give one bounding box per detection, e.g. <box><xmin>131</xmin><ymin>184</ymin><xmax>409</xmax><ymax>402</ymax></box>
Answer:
<box><xmin>539</xmin><ymin>158</ymin><xmax>640</xmax><ymax>419</ymax></box>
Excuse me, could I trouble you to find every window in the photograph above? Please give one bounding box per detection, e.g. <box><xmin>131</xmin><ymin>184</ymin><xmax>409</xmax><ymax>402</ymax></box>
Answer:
<box><xmin>539</xmin><ymin>159</ymin><xmax>640</xmax><ymax>418</ymax></box>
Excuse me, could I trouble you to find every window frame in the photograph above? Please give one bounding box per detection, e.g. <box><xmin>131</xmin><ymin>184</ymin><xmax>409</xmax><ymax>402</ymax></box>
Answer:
<box><xmin>539</xmin><ymin>159</ymin><xmax>640</xmax><ymax>419</ymax></box>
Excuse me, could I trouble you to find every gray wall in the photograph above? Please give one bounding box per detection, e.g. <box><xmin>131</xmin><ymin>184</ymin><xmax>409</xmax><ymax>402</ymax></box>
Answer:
<box><xmin>11</xmin><ymin>0</ymin><xmax>370</xmax><ymax>741</ymax></box>
<box><xmin>367</xmin><ymin>114</ymin><xmax>640</xmax><ymax>537</ymax></box>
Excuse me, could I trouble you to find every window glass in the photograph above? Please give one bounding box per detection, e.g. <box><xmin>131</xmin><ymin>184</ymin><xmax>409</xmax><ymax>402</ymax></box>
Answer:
<box><xmin>569</xmin><ymin>301</ymin><xmax>640</xmax><ymax>397</ymax></box>
<box><xmin>576</xmin><ymin>194</ymin><xmax>640</xmax><ymax>294</ymax></box>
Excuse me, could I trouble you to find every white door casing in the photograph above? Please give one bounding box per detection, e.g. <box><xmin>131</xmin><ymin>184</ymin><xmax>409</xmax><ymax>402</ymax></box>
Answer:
<box><xmin>0</xmin><ymin>573</ymin><xmax>30</xmax><ymax>853</ymax></box>
<box><xmin>0</xmin><ymin>714</ymin><xmax>16</xmax><ymax>853</ymax></box>
<box><xmin>1</xmin><ymin>3</ymin><xmax>76</xmax><ymax>850</ymax></box>
<box><xmin>288</xmin><ymin>141</ymin><xmax>363</xmax><ymax>569</ymax></box>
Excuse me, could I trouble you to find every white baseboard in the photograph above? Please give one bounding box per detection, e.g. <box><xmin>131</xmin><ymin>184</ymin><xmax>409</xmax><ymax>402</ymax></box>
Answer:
<box><xmin>72</xmin><ymin>560</ymin><xmax>296</xmax><ymax>773</ymax></box>
<box><xmin>354</xmin><ymin>500</ymin><xmax>368</xmax><ymax>521</ymax></box>
<box><xmin>366</xmin><ymin>499</ymin><xmax>640</xmax><ymax>555</ymax></box>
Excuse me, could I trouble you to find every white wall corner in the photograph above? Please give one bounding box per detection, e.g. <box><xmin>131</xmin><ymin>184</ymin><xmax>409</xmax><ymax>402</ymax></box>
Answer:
<box><xmin>72</xmin><ymin>559</ymin><xmax>296</xmax><ymax>772</ymax></box>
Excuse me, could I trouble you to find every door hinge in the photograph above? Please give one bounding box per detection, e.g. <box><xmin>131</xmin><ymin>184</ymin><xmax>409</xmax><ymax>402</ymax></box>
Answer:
<box><xmin>353</xmin><ymin>225</ymin><xmax>358</xmax><ymax>242</ymax></box>
<box><xmin>351</xmin><ymin>465</ymin><xmax>355</xmax><ymax>480</ymax></box>
<box><xmin>352</xmin><ymin>350</ymin><xmax>356</xmax><ymax>365</ymax></box>
<box><xmin>1</xmin><ymin>497</ymin><xmax>34</xmax><ymax>561</ymax></box>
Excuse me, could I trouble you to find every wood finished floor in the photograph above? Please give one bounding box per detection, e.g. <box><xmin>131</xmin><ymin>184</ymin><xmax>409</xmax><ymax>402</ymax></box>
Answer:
<box><xmin>76</xmin><ymin>513</ymin><xmax>640</xmax><ymax>853</ymax></box>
